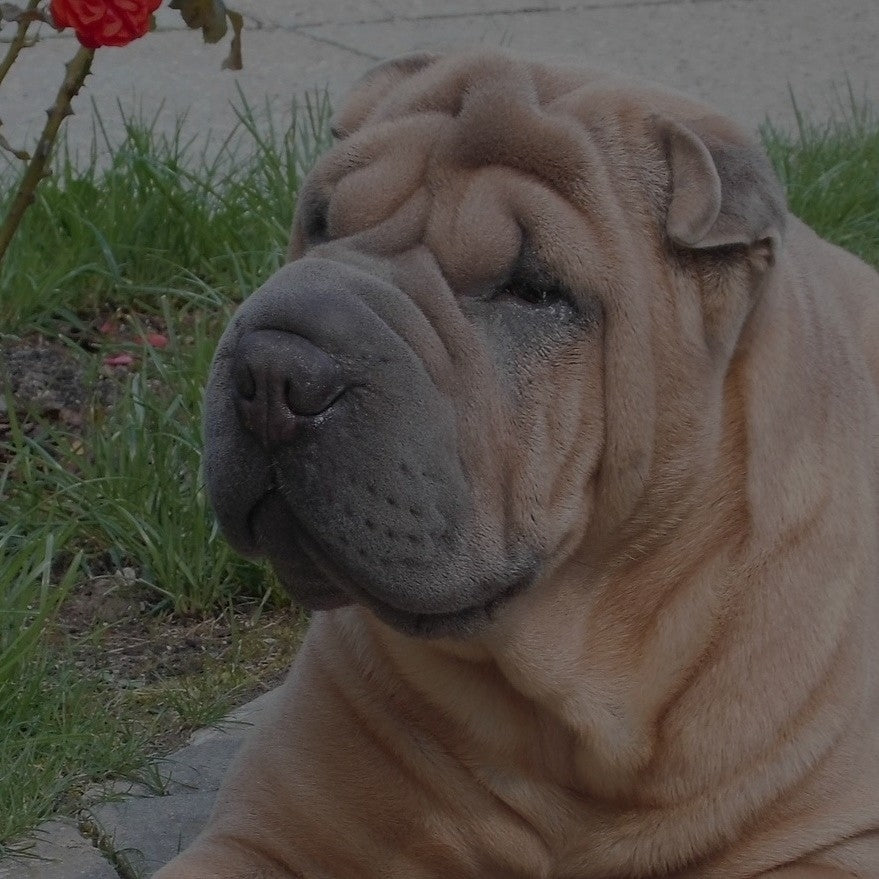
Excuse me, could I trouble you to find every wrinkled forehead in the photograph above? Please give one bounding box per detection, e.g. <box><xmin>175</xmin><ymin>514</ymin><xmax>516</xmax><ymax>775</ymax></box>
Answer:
<box><xmin>332</xmin><ymin>53</ymin><xmax>600</xmax><ymax>137</ymax></box>
<box><xmin>298</xmin><ymin>53</ymin><xmax>656</xmax><ymax>291</ymax></box>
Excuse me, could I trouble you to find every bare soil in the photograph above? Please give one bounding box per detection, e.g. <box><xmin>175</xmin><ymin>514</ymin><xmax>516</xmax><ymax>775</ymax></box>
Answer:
<box><xmin>49</xmin><ymin>572</ymin><xmax>303</xmax><ymax>755</ymax></box>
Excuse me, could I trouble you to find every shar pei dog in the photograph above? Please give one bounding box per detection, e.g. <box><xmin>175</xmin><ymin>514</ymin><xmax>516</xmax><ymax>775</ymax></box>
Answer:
<box><xmin>157</xmin><ymin>52</ymin><xmax>879</xmax><ymax>878</ymax></box>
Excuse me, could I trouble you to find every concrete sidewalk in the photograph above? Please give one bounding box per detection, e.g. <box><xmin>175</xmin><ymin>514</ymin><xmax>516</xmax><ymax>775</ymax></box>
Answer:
<box><xmin>0</xmin><ymin>690</ymin><xmax>279</xmax><ymax>879</ymax></box>
<box><xmin>3</xmin><ymin>0</ymin><xmax>878</xmax><ymax>162</ymax></box>
<box><xmin>2</xmin><ymin>1</ymin><xmax>878</xmax><ymax>876</ymax></box>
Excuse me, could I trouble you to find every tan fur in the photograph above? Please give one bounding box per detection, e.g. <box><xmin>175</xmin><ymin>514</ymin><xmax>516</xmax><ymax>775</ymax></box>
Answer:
<box><xmin>157</xmin><ymin>51</ymin><xmax>879</xmax><ymax>878</ymax></box>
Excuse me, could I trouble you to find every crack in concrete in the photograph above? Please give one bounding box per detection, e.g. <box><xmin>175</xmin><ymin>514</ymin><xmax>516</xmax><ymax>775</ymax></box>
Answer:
<box><xmin>221</xmin><ymin>0</ymin><xmax>774</xmax><ymax>62</ymax></box>
<box><xmin>278</xmin><ymin>0</ymin><xmax>774</xmax><ymax>30</ymax></box>
<box><xmin>294</xmin><ymin>30</ymin><xmax>383</xmax><ymax>62</ymax></box>
<box><xmin>76</xmin><ymin>813</ymin><xmax>136</xmax><ymax>879</ymax></box>
<box><xmin>13</xmin><ymin>0</ymin><xmax>773</xmax><ymax>55</ymax></box>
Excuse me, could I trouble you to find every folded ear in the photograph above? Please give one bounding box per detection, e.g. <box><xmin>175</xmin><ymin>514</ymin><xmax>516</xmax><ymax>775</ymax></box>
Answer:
<box><xmin>657</xmin><ymin>116</ymin><xmax>786</xmax><ymax>250</ymax></box>
<box><xmin>330</xmin><ymin>53</ymin><xmax>439</xmax><ymax>139</ymax></box>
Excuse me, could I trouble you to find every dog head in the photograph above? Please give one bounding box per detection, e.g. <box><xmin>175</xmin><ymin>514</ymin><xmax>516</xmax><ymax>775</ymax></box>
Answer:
<box><xmin>203</xmin><ymin>51</ymin><xmax>786</xmax><ymax>637</ymax></box>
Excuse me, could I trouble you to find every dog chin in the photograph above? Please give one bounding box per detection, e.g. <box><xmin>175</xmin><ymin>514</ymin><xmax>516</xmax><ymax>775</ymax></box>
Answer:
<box><xmin>249</xmin><ymin>488</ymin><xmax>536</xmax><ymax>638</ymax></box>
<box><xmin>280</xmin><ymin>564</ymin><xmax>530</xmax><ymax>638</ymax></box>
<box><xmin>358</xmin><ymin>571</ymin><xmax>534</xmax><ymax>638</ymax></box>
<box><xmin>269</xmin><ymin>525</ymin><xmax>531</xmax><ymax>639</ymax></box>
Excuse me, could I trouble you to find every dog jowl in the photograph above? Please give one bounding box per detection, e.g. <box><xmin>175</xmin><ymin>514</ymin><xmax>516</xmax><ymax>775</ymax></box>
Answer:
<box><xmin>161</xmin><ymin>51</ymin><xmax>879</xmax><ymax>879</ymax></box>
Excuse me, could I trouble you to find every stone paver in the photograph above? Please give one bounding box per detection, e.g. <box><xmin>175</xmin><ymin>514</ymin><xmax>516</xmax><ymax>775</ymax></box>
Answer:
<box><xmin>86</xmin><ymin>689</ymin><xmax>278</xmax><ymax>878</ymax></box>
<box><xmin>3</xmin><ymin>689</ymin><xmax>278</xmax><ymax>879</ymax></box>
<box><xmin>88</xmin><ymin>791</ymin><xmax>218</xmax><ymax>878</ymax></box>
<box><xmin>0</xmin><ymin>821</ymin><xmax>117</xmax><ymax>879</ymax></box>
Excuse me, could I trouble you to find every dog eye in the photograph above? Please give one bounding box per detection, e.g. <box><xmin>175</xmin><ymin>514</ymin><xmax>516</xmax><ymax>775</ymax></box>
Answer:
<box><xmin>305</xmin><ymin>204</ymin><xmax>329</xmax><ymax>243</ymax></box>
<box><xmin>299</xmin><ymin>191</ymin><xmax>331</xmax><ymax>245</ymax></box>
<box><xmin>498</xmin><ymin>279</ymin><xmax>571</xmax><ymax>308</ymax></box>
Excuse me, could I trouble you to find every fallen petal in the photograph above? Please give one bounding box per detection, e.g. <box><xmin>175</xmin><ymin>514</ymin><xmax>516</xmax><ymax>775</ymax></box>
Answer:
<box><xmin>104</xmin><ymin>353</ymin><xmax>135</xmax><ymax>367</ymax></box>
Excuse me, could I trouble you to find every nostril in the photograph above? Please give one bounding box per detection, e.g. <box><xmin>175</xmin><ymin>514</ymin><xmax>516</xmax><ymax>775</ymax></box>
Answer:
<box><xmin>232</xmin><ymin>329</ymin><xmax>346</xmax><ymax>449</ymax></box>
<box><xmin>234</xmin><ymin>361</ymin><xmax>256</xmax><ymax>401</ymax></box>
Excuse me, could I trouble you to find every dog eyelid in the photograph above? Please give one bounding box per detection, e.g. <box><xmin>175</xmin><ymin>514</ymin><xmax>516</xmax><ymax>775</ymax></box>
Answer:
<box><xmin>492</xmin><ymin>257</ymin><xmax>577</xmax><ymax>312</ymax></box>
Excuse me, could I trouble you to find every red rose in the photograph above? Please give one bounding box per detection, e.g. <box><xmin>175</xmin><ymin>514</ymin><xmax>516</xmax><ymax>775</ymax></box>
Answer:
<box><xmin>50</xmin><ymin>0</ymin><xmax>161</xmax><ymax>49</ymax></box>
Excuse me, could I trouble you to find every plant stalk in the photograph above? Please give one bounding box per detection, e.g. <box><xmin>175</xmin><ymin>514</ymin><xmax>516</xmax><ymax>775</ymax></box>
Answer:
<box><xmin>0</xmin><ymin>0</ymin><xmax>42</xmax><ymax>90</ymax></box>
<box><xmin>0</xmin><ymin>44</ymin><xmax>94</xmax><ymax>269</ymax></box>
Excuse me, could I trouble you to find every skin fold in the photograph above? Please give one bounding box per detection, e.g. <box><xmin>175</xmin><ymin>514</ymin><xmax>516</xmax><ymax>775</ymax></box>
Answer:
<box><xmin>155</xmin><ymin>51</ymin><xmax>879</xmax><ymax>878</ymax></box>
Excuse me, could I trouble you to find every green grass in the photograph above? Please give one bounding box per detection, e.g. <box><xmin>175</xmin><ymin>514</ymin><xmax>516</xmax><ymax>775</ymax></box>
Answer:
<box><xmin>763</xmin><ymin>93</ymin><xmax>879</xmax><ymax>267</ymax></box>
<box><xmin>5</xmin><ymin>320</ymin><xmax>267</xmax><ymax>614</ymax></box>
<box><xmin>0</xmin><ymin>526</ymin><xmax>150</xmax><ymax>850</ymax></box>
<box><xmin>1</xmin><ymin>96</ymin><xmax>878</xmax><ymax>853</ymax></box>
<box><xmin>1</xmin><ymin>91</ymin><xmax>330</xmax><ymax>331</ymax></box>
<box><xmin>2</xmin><ymin>91</ymin><xmax>333</xmax><ymax>616</ymax></box>
<box><xmin>0</xmin><ymin>95</ymin><xmax>327</xmax><ymax>850</ymax></box>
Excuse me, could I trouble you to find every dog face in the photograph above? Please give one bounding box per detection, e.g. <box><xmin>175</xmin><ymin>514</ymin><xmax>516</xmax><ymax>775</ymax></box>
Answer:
<box><xmin>203</xmin><ymin>52</ymin><xmax>785</xmax><ymax>637</ymax></box>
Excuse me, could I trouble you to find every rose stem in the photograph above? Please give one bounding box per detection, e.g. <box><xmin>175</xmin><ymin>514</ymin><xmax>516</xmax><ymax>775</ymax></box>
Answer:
<box><xmin>0</xmin><ymin>44</ymin><xmax>94</xmax><ymax>267</ymax></box>
<box><xmin>0</xmin><ymin>0</ymin><xmax>41</xmax><ymax>90</ymax></box>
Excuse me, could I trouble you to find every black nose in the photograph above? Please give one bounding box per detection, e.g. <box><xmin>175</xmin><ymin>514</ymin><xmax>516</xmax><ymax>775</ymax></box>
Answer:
<box><xmin>233</xmin><ymin>330</ymin><xmax>345</xmax><ymax>449</ymax></box>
